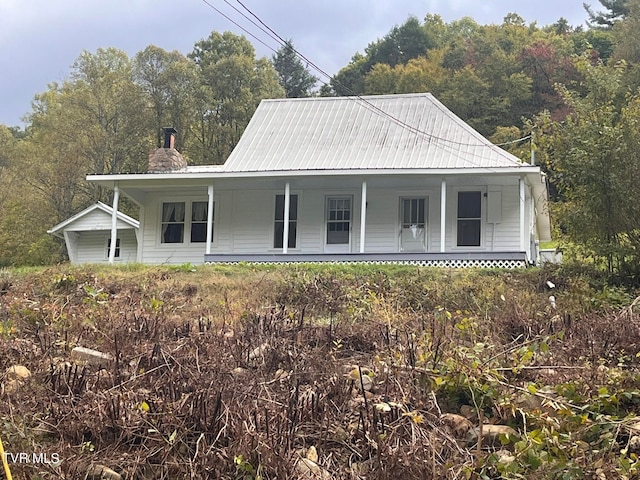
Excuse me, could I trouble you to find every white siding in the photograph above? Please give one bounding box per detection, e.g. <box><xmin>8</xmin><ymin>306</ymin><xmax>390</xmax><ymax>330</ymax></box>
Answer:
<box><xmin>489</xmin><ymin>184</ymin><xmax>521</xmax><ymax>251</ymax></box>
<box><xmin>74</xmin><ymin>230</ymin><xmax>137</xmax><ymax>264</ymax></box>
<box><xmin>65</xmin><ymin>210</ymin><xmax>134</xmax><ymax>232</ymax></box>
<box><xmin>140</xmin><ymin>193</ymin><xmax>220</xmax><ymax>264</ymax></box>
<box><xmin>134</xmin><ymin>177</ymin><xmax>525</xmax><ymax>264</ymax></box>
<box><xmin>231</xmin><ymin>190</ymin><xmax>272</xmax><ymax>253</ymax></box>
<box><xmin>443</xmin><ymin>182</ymin><xmax>521</xmax><ymax>252</ymax></box>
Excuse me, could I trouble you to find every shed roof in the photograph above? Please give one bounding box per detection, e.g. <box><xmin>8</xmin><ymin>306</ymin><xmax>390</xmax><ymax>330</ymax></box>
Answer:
<box><xmin>221</xmin><ymin>93</ymin><xmax>527</xmax><ymax>173</ymax></box>
<box><xmin>47</xmin><ymin>202</ymin><xmax>139</xmax><ymax>237</ymax></box>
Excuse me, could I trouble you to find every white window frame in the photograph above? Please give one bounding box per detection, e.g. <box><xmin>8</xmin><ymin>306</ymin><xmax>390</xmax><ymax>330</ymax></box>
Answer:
<box><xmin>324</xmin><ymin>195</ymin><xmax>353</xmax><ymax>253</ymax></box>
<box><xmin>158</xmin><ymin>198</ymin><xmax>219</xmax><ymax>248</ymax></box>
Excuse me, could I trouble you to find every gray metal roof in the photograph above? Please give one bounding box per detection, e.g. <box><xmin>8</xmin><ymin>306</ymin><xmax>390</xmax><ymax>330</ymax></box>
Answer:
<box><xmin>222</xmin><ymin>93</ymin><xmax>527</xmax><ymax>173</ymax></box>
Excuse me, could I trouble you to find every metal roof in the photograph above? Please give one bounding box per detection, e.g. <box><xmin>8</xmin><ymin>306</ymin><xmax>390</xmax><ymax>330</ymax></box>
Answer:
<box><xmin>222</xmin><ymin>93</ymin><xmax>527</xmax><ymax>173</ymax></box>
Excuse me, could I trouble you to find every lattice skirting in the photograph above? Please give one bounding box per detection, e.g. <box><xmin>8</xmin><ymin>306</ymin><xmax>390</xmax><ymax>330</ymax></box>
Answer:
<box><xmin>205</xmin><ymin>258</ymin><xmax>528</xmax><ymax>269</ymax></box>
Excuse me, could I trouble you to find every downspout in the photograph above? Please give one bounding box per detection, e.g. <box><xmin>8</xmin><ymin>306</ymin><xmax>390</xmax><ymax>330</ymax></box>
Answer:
<box><xmin>519</xmin><ymin>177</ymin><xmax>526</xmax><ymax>258</ymax></box>
<box><xmin>440</xmin><ymin>178</ymin><xmax>446</xmax><ymax>253</ymax></box>
<box><xmin>136</xmin><ymin>206</ymin><xmax>144</xmax><ymax>263</ymax></box>
<box><xmin>206</xmin><ymin>184</ymin><xmax>215</xmax><ymax>255</ymax></box>
<box><xmin>283</xmin><ymin>181</ymin><xmax>290</xmax><ymax>254</ymax></box>
<box><xmin>360</xmin><ymin>179</ymin><xmax>367</xmax><ymax>253</ymax></box>
<box><xmin>108</xmin><ymin>182</ymin><xmax>120</xmax><ymax>264</ymax></box>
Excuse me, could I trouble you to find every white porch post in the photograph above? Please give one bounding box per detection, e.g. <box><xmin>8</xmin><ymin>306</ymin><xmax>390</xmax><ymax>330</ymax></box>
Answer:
<box><xmin>206</xmin><ymin>184</ymin><xmax>215</xmax><ymax>255</ymax></box>
<box><xmin>519</xmin><ymin>177</ymin><xmax>526</xmax><ymax>253</ymax></box>
<box><xmin>108</xmin><ymin>182</ymin><xmax>120</xmax><ymax>264</ymax></box>
<box><xmin>440</xmin><ymin>178</ymin><xmax>447</xmax><ymax>253</ymax></box>
<box><xmin>283</xmin><ymin>181</ymin><xmax>290</xmax><ymax>254</ymax></box>
<box><xmin>359</xmin><ymin>179</ymin><xmax>367</xmax><ymax>253</ymax></box>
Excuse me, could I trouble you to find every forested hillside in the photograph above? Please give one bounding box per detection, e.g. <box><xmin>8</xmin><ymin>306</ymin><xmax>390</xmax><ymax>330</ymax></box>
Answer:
<box><xmin>2</xmin><ymin>0</ymin><xmax>640</xmax><ymax>279</ymax></box>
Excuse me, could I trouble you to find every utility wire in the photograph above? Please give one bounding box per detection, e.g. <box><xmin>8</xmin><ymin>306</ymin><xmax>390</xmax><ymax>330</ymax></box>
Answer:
<box><xmin>199</xmin><ymin>0</ymin><xmax>277</xmax><ymax>53</ymax></box>
<box><xmin>199</xmin><ymin>0</ymin><xmax>534</xmax><ymax>158</ymax></box>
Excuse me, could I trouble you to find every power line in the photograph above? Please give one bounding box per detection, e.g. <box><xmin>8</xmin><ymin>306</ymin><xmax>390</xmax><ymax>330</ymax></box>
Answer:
<box><xmin>199</xmin><ymin>0</ymin><xmax>277</xmax><ymax>53</ymax></box>
<box><xmin>198</xmin><ymin>0</ymin><xmax>534</xmax><ymax>161</ymax></box>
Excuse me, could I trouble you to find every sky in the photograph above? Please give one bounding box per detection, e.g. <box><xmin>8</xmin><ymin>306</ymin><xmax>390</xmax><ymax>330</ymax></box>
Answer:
<box><xmin>1</xmin><ymin>0</ymin><xmax>592</xmax><ymax>128</ymax></box>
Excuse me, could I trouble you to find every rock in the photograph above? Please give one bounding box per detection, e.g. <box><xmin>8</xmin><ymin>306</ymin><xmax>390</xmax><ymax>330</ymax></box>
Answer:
<box><xmin>3</xmin><ymin>365</ymin><xmax>31</xmax><ymax>394</ymax></box>
<box><xmin>249</xmin><ymin>342</ymin><xmax>269</xmax><ymax>363</ymax></box>
<box><xmin>274</xmin><ymin>369</ymin><xmax>290</xmax><ymax>382</ymax></box>
<box><xmin>306</xmin><ymin>446</ymin><xmax>319</xmax><ymax>463</ymax></box>
<box><xmin>359</xmin><ymin>374</ymin><xmax>373</xmax><ymax>392</ymax></box>
<box><xmin>630</xmin><ymin>435</ymin><xmax>640</xmax><ymax>454</ymax></box>
<box><xmin>3</xmin><ymin>379</ymin><xmax>21</xmax><ymax>394</ymax></box>
<box><xmin>441</xmin><ymin>413</ymin><xmax>474</xmax><ymax>439</ymax></box>
<box><xmin>466</xmin><ymin>424</ymin><xmax>519</xmax><ymax>448</ymax></box>
<box><xmin>494</xmin><ymin>449</ymin><xmax>516</xmax><ymax>464</ymax></box>
<box><xmin>231</xmin><ymin>367</ymin><xmax>248</xmax><ymax>376</ymax></box>
<box><xmin>71</xmin><ymin>347</ymin><xmax>114</xmax><ymax>367</ymax></box>
<box><xmin>295</xmin><ymin>457</ymin><xmax>331</xmax><ymax>479</ymax></box>
<box><xmin>346</xmin><ymin>367</ymin><xmax>374</xmax><ymax>391</ymax></box>
<box><xmin>86</xmin><ymin>464</ymin><xmax>122</xmax><ymax>480</ymax></box>
<box><xmin>6</xmin><ymin>365</ymin><xmax>30</xmax><ymax>380</ymax></box>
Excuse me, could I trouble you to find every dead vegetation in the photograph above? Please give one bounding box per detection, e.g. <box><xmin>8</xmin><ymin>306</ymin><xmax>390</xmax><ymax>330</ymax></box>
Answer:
<box><xmin>1</xmin><ymin>264</ymin><xmax>640</xmax><ymax>479</ymax></box>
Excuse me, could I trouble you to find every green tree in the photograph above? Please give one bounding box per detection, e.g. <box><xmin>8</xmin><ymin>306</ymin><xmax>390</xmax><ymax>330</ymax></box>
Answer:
<box><xmin>0</xmin><ymin>125</ymin><xmax>63</xmax><ymax>266</ymax></box>
<box><xmin>20</xmin><ymin>48</ymin><xmax>149</xmax><ymax>234</ymax></box>
<box><xmin>363</xmin><ymin>16</ymin><xmax>435</xmax><ymax>69</ymax></box>
<box><xmin>133</xmin><ymin>46</ymin><xmax>198</xmax><ymax>149</ymax></box>
<box><xmin>535</xmin><ymin>55</ymin><xmax>640</xmax><ymax>274</ymax></box>
<box><xmin>585</xmin><ymin>0</ymin><xmax>630</xmax><ymax>27</ymax></box>
<box><xmin>188</xmin><ymin>31</ymin><xmax>284</xmax><ymax>164</ymax></box>
<box><xmin>331</xmin><ymin>16</ymin><xmax>438</xmax><ymax>96</ymax></box>
<box><xmin>272</xmin><ymin>40</ymin><xmax>318</xmax><ymax>97</ymax></box>
<box><xmin>331</xmin><ymin>54</ymin><xmax>368</xmax><ymax>96</ymax></box>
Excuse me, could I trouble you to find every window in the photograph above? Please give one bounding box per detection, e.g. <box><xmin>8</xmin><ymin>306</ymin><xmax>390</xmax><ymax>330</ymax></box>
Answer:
<box><xmin>190</xmin><ymin>201</ymin><xmax>214</xmax><ymax>243</ymax></box>
<box><xmin>106</xmin><ymin>238</ymin><xmax>120</xmax><ymax>258</ymax></box>
<box><xmin>457</xmin><ymin>191</ymin><xmax>482</xmax><ymax>246</ymax></box>
<box><xmin>400</xmin><ymin>197</ymin><xmax>427</xmax><ymax>252</ymax></box>
<box><xmin>274</xmin><ymin>194</ymin><xmax>298</xmax><ymax>249</ymax></box>
<box><xmin>326</xmin><ymin>197</ymin><xmax>351</xmax><ymax>245</ymax></box>
<box><xmin>161</xmin><ymin>202</ymin><xmax>185</xmax><ymax>243</ymax></box>
<box><xmin>401</xmin><ymin>198</ymin><xmax>426</xmax><ymax>229</ymax></box>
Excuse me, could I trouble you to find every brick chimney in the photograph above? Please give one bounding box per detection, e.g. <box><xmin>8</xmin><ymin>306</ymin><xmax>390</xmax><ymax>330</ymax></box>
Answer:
<box><xmin>163</xmin><ymin>127</ymin><xmax>176</xmax><ymax>149</ymax></box>
<box><xmin>148</xmin><ymin>127</ymin><xmax>187</xmax><ymax>173</ymax></box>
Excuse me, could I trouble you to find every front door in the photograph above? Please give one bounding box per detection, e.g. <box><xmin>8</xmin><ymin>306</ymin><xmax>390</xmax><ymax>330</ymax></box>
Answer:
<box><xmin>325</xmin><ymin>196</ymin><xmax>352</xmax><ymax>253</ymax></box>
<box><xmin>399</xmin><ymin>197</ymin><xmax>428</xmax><ymax>252</ymax></box>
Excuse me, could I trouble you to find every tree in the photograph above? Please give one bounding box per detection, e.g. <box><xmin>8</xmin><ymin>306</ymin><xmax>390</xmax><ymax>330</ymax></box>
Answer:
<box><xmin>363</xmin><ymin>16</ymin><xmax>435</xmax><ymax>69</ymax></box>
<box><xmin>610</xmin><ymin>0</ymin><xmax>640</xmax><ymax>63</ymax></box>
<box><xmin>133</xmin><ymin>46</ymin><xmax>198</xmax><ymax>149</ymax></box>
<box><xmin>535</xmin><ymin>55</ymin><xmax>640</xmax><ymax>274</ymax></box>
<box><xmin>584</xmin><ymin>0</ymin><xmax>630</xmax><ymax>27</ymax></box>
<box><xmin>272</xmin><ymin>40</ymin><xmax>318</xmax><ymax>98</ymax></box>
<box><xmin>21</xmin><ymin>48</ymin><xmax>151</xmax><ymax>229</ymax></box>
<box><xmin>331</xmin><ymin>16</ymin><xmax>438</xmax><ymax>96</ymax></box>
<box><xmin>330</xmin><ymin>54</ymin><xmax>368</xmax><ymax>96</ymax></box>
<box><xmin>0</xmin><ymin>126</ymin><xmax>64</xmax><ymax>266</ymax></box>
<box><xmin>363</xmin><ymin>52</ymin><xmax>447</xmax><ymax>96</ymax></box>
<box><xmin>187</xmin><ymin>31</ymin><xmax>284</xmax><ymax>165</ymax></box>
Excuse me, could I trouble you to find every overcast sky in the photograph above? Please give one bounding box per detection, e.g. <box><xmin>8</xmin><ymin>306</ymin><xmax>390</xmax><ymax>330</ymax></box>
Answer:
<box><xmin>1</xmin><ymin>0</ymin><xmax>591</xmax><ymax>127</ymax></box>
